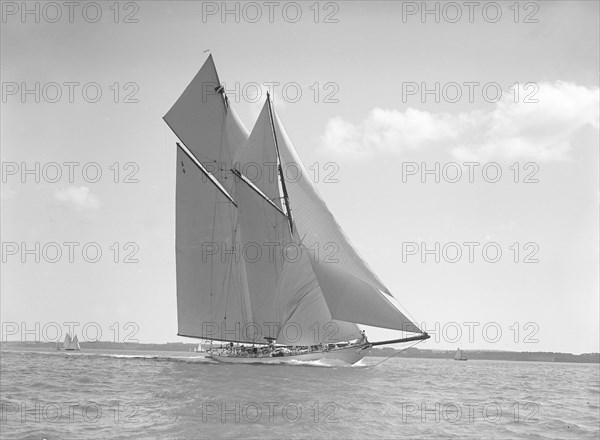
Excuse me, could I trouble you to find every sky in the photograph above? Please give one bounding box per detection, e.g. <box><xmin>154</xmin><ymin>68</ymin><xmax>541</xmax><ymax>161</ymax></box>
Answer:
<box><xmin>1</xmin><ymin>1</ymin><xmax>598</xmax><ymax>353</ymax></box>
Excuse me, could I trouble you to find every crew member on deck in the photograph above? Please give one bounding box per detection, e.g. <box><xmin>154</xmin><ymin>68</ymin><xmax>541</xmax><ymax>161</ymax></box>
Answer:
<box><xmin>356</xmin><ymin>330</ymin><xmax>369</xmax><ymax>345</ymax></box>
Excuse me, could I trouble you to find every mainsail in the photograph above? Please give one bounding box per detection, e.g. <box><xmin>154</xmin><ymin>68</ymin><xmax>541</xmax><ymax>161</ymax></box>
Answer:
<box><xmin>175</xmin><ymin>147</ymin><xmax>253</xmax><ymax>342</ymax></box>
<box><xmin>165</xmin><ymin>55</ymin><xmax>426</xmax><ymax>346</ymax></box>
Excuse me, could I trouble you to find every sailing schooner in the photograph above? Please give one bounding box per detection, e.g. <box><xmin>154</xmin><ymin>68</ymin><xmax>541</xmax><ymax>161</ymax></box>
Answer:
<box><xmin>454</xmin><ymin>348</ymin><xmax>468</xmax><ymax>361</ymax></box>
<box><xmin>57</xmin><ymin>333</ymin><xmax>81</xmax><ymax>351</ymax></box>
<box><xmin>164</xmin><ymin>55</ymin><xmax>430</xmax><ymax>364</ymax></box>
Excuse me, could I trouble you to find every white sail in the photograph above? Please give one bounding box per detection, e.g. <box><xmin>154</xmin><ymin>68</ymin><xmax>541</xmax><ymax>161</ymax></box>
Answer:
<box><xmin>275</xmin><ymin>244</ymin><xmax>361</xmax><ymax>346</ymax></box>
<box><xmin>234</xmin><ymin>173</ymin><xmax>290</xmax><ymax>341</ymax></box>
<box><xmin>63</xmin><ymin>333</ymin><xmax>71</xmax><ymax>348</ymax></box>
<box><xmin>308</xmin><ymin>257</ymin><xmax>420</xmax><ymax>333</ymax></box>
<box><xmin>272</xmin><ymin>111</ymin><xmax>391</xmax><ymax>293</ymax></box>
<box><xmin>176</xmin><ymin>148</ymin><xmax>254</xmax><ymax>343</ymax></box>
<box><xmin>234</xmin><ymin>103</ymin><xmax>361</xmax><ymax>345</ymax></box>
<box><xmin>164</xmin><ymin>54</ymin><xmax>248</xmax><ymax>192</ymax></box>
<box><xmin>272</xmin><ymin>110</ymin><xmax>422</xmax><ymax>333</ymax></box>
<box><xmin>71</xmin><ymin>335</ymin><xmax>81</xmax><ymax>350</ymax></box>
<box><xmin>166</xmin><ymin>59</ymin><xmax>427</xmax><ymax>351</ymax></box>
<box><xmin>234</xmin><ymin>100</ymin><xmax>282</xmax><ymax>208</ymax></box>
<box><xmin>167</xmin><ymin>55</ymin><xmax>261</xmax><ymax>344</ymax></box>
<box><xmin>63</xmin><ymin>334</ymin><xmax>80</xmax><ymax>350</ymax></box>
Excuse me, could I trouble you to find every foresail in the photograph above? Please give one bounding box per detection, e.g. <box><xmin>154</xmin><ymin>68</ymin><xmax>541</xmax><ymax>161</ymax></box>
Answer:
<box><xmin>176</xmin><ymin>148</ymin><xmax>255</xmax><ymax>343</ymax></box>
<box><xmin>309</xmin><ymin>256</ymin><xmax>422</xmax><ymax>333</ymax></box>
<box><xmin>275</xmin><ymin>246</ymin><xmax>362</xmax><ymax>346</ymax></box>
<box><xmin>164</xmin><ymin>55</ymin><xmax>248</xmax><ymax>193</ymax></box>
<box><xmin>272</xmin><ymin>111</ymin><xmax>423</xmax><ymax>334</ymax></box>
<box><xmin>273</xmin><ymin>112</ymin><xmax>391</xmax><ymax>295</ymax></box>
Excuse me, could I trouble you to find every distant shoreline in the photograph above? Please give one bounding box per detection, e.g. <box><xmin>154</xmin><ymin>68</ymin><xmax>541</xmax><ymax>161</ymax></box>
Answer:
<box><xmin>2</xmin><ymin>341</ymin><xmax>599</xmax><ymax>364</ymax></box>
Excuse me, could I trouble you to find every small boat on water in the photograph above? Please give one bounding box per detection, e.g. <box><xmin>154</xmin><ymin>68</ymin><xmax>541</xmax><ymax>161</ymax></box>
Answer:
<box><xmin>454</xmin><ymin>348</ymin><xmax>468</xmax><ymax>361</ymax></box>
<box><xmin>57</xmin><ymin>333</ymin><xmax>81</xmax><ymax>351</ymax></box>
<box><xmin>163</xmin><ymin>55</ymin><xmax>430</xmax><ymax>365</ymax></box>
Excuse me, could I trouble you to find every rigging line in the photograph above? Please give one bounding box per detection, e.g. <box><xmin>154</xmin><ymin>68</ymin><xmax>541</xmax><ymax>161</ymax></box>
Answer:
<box><xmin>178</xmin><ymin>332</ymin><xmax>267</xmax><ymax>346</ymax></box>
<box><xmin>236</xmin><ymin>243</ymin><xmax>250</xmax><ymax>330</ymax></box>
<box><xmin>367</xmin><ymin>339</ymin><xmax>425</xmax><ymax>368</ymax></box>
<box><xmin>213</xmin><ymin>198</ymin><xmax>237</xmax><ymax>319</ymax></box>
<box><xmin>264</xmin><ymin>193</ymin><xmax>280</xmax><ymax>290</ymax></box>
<box><xmin>232</xmin><ymin>210</ymin><xmax>251</xmax><ymax>326</ymax></box>
<box><xmin>223</xmin><ymin>247</ymin><xmax>235</xmax><ymax>321</ymax></box>
<box><xmin>266</xmin><ymin>92</ymin><xmax>294</xmax><ymax>236</ymax></box>
<box><xmin>251</xmin><ymin>177</ymin><xmax>278</xmax><ymax>288</ymax></box>
<box><xmin>221</xmin><ymin>204</ymin><xmax>240</xmax><ymax>321</ymax></box>
<box><xmin>211</xmin><ymin>54</ymin><xmax>230</xmax><ymax>115</ymax></box>
<box><xmin>217</xmin><ymin>96</ymin><xmax>233</xmax><ymax>180</ymax></box>
<box><xmin>264</xmin><ymin>187</ymin><xmax>290</xmax><ymax>281</ymax></box>
<box><xmin>223</xmin><ymin>202</ymin><xmax>243</xmax><ymax>318</ymax></box>
<box><xmin>218</xmin><ymin>108</ymin><xmax>229</xmax><ymax>321</ymax></box>
<box><xmin>209</xmin><ymin>176</ymin><xmax>221</xmax><ymax>325</ymax></box>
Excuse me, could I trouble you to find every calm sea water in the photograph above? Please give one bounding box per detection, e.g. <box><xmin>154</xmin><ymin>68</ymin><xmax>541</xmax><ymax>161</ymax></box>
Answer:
<box><xmin>1</xmin><ymin>348</ymin><xmax>598</xmax><ymax>439</ymax></box>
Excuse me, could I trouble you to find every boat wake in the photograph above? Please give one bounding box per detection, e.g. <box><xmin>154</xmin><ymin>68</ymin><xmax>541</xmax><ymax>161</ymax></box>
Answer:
<box><xmin>280</xmin><ymin>358</ymin><xmax>362</xmax><ymax>368</ymax></box>
<box><xmin>97</xmin><ymin>353</ymin><xmax>219</xmax><ymax>364</ymax></box>
<box><xmin>3</xmin><ymin>348</ymin><xmax>220</xmax><ymax>364</ymax></box>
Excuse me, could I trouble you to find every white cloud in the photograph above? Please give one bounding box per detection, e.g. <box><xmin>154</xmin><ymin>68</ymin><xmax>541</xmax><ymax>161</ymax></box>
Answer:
<box><xmin>319</xmin><ymin>81</ymin><xmax>599</xmax><ymax>161</ymax></box>
<box><xmin>54</xmin><ymin>186</ymin><xmax>100</xmax><ymax>211</ymax></box>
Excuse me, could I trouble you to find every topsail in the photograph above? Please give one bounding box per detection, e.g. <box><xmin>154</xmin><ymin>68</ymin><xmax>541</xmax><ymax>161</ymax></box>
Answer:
<box><xmin>165</xmin><ymin>55</ymin><xmax>426</xmax><ymax>347</ymax></box>
<box><xmin>164</xmin><ymin>54</ymin><xmax>247</xmax><ymax>192</ymax></box>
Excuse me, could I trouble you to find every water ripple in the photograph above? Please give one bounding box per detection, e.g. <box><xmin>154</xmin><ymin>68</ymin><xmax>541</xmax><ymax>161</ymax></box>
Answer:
<box><xmin>1</xmin><ymin>348</ymin><xmax>598</xmax><ymax>439</ymax></box>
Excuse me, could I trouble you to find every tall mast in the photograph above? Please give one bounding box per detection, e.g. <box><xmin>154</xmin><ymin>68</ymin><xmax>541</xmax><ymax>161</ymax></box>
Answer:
<box><xmin>266</xmin><ymin>92</ymin><xmax>294</xmax><ymax>235</ymax></box>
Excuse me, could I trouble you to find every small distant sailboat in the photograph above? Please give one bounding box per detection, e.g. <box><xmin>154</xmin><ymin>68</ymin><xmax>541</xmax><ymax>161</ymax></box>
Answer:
<box><xmin>454</xmin><ymin>348</ymin><xmax>467</xmax><ymax>361</ymax></box>
<box><xmin>58</xmin><ymin>333</ymin><xmax>81</xmax><ymax>351</ymax></box>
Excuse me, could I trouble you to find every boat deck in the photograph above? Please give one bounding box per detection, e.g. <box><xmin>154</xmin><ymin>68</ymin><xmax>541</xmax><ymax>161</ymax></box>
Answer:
<box><xmin>208</xmin><ymin>343</ymin><xmax>369</xmax><ymax>365</ymax></box>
